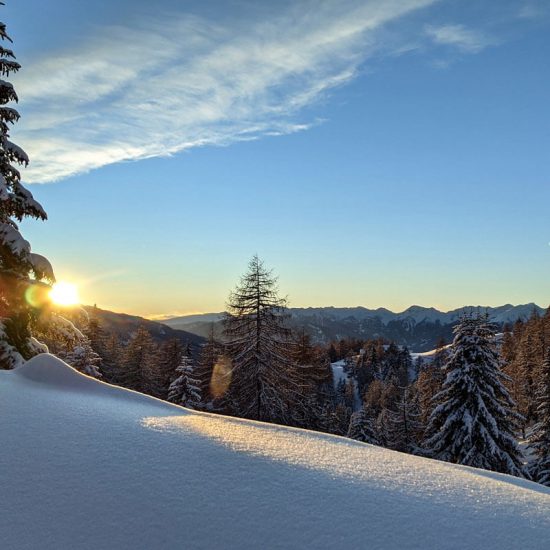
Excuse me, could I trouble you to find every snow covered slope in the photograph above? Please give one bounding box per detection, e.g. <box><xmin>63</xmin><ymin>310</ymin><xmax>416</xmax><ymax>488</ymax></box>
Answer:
<box><xmin>1</xmin><ymin>355</ymin><xmax>549</xmax><ymax>550</ymax></box>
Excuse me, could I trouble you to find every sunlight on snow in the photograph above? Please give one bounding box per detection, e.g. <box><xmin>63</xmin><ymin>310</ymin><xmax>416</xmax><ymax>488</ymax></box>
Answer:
<box><xmin>140</xmin><ymin>414</ymin><xmax>550</xmax><ymax>516</ymax></box>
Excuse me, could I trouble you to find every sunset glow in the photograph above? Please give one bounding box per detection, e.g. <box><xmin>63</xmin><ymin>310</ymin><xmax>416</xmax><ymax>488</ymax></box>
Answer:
<box><xmin>50</xmin><ymin>282</ymin><xmax>80</xmax><ymax>307</ymax></box>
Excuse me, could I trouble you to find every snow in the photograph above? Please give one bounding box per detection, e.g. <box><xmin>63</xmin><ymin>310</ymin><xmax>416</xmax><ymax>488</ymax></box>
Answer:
<box><xmin>4</xmin><ymin>139</ymin><xmax>29</xmax><ymax>164</ymax></box>
<box><xmin>0</xmin><ymin>221</ymin><xmax>30</xmax><ymax>257</ymax></box>
<box><xmin>1</xmin><ymin>354</ymin><xmax>549</xmax><ymax>550</ymax></box>
<box><xmin>29</xmin><ymin>252</ymin><xmax>55</xmax><ymax>282</ymax></box>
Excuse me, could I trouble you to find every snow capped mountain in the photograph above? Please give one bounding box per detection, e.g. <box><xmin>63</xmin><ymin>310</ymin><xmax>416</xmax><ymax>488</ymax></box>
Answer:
<box><xmin>163</xmin><ymin>303</ymin><xmax>545</xmax><ymax>351</ymax></box>
<box><xmin>1</xmin><ymin>355</ymin><xmax>549</xmax><ymax>549</ymax></box>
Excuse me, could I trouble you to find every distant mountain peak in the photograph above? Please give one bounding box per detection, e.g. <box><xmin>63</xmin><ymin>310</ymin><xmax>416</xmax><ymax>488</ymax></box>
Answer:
<box><xmin>161</xmin><ymin>303</ymin><xmax>545</xmax><ymax>352</ymax></box>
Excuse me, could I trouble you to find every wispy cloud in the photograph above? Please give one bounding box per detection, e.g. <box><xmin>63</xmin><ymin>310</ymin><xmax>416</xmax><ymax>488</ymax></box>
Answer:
<box><xmin>13</xmin><ymin>0</ymin><xmax>437</xmax><ymax>183</ymax></box>
<box><xmin>425</xmin><ymin>23</ymin><xmax>493</xmax><ymax>53</ymax></box>
<box><xmin>517</xmin><ymin>1</ymin><xmax>550</xmax><ymax>20</ymax></box>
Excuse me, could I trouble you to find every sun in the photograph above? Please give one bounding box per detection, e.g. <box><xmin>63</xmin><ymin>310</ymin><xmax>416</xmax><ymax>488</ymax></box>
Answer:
<box><xmin>49</xmin><ymin>281</ymin><xmax>80</xmax><ymax>307</ymax></box>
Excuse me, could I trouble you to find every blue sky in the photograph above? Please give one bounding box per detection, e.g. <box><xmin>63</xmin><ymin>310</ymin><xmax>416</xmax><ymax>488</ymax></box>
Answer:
<box><xmin>5</xmin><ymin>0</ymin><xmax>550</xmax><ymax>317</ymax></box>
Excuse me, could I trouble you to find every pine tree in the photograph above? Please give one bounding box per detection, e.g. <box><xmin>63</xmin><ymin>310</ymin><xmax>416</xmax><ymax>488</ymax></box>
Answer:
<box><xmin>347</xmin><ymin>405</ymin><xmax>380</xmax><ymax>445</ymax></box>
<box><xmin>387</xmin><ymin>386</ymin><xmax>422</xmax><ymax>453</ymax></box>
<box><xmin>327</xmin><ymin>403</ymin><xmax>352</xmax><ymax>436</ymax></box>
<box><xmin>119</xmin><ymin>326</ymin><xmax>156</xmax><ymax>392</ymax></box>
<box><xmin>529</xmin><ymin>349</ymin><xmax>550</xmax><ymax>486</ymax></box>
<box><xmin>63</xmin><ymin>337</ymin><xmax>102</xmax><ymax>378</ymax></box>
<box><xmin>150</xmin><ymin>338</ymin><xmax>182</xmax><ymax>399</ymax></box>
<box><xmin>192</xmin><ymin>325</ymin><xmax>220</xmax><ymax>409</ymax></box>
<box><xmin>86</xmin><ymin>308</ymin><xmax>106</xmax><ymax>357</ymax></box>
<box><xmin>424</xmin><ymin>314</ymin><xmax>526</xmax><ymax>477</ymax></box>
<box><xmin>100</xmin><ymin>333</ymin><xmax>122</xmax><ymax>384</ymax></box>
<box><xmin>223</xmin><ymin>255</ymin><xmax>312</xmax><ymax>425</ymax></box>
<box><xmin>416</xmin><ymin>350</ymin><xmax>445</xmax><ymax>428</ymax></box>
<box><xmin>0</xmin><ymin>8</ymin><xmax>53</xmax><ymax>368</ymax></box>
<box><xmin>511</xmin><ymin>332</ymin><xmax>539</xmax><ymax>436</ymax></box>
<box><xmin>288</xmin><ymin>329</ymin><xmax>330</xmax><ymax>429</ymax></box>
<box><xmin>167</xmin><ymin>352</ymin><xmax>201</xmax><ymax>408</ymax></box>
<box><xmin>356</xmin><ymin>342</ymin><xmax>377</xmax><ymax>395</ymax></box>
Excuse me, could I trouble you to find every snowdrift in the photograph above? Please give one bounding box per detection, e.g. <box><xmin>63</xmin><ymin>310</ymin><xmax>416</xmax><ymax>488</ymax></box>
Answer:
<box><xmin>1</xmin><ymin>354</ymin><xmax>549</xmax><ymax>550</ymax></box>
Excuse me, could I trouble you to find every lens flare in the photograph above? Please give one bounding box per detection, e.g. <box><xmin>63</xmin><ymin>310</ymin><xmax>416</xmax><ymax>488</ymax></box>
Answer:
<box><xmin>49</xmin><ymin>281</ymin><xmax>80</xmax><ymax>307</ymax></box>
<box><xmin>25</xmin><ymin>284</ymin><xmax>50</xmax><ymax>308</ymax></box>
<box><xmin>210</xmin><ymin>356</ymin><xmax>233</xmax><ymax>398</ymax></box>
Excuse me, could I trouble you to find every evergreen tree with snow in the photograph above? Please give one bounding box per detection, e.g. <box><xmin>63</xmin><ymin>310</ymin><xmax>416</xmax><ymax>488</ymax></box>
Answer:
<box><xmin>146</xmin><ymin>338</ymin><xmax>182</xmax><ymax>399</ymax></box>
<box><xmin>63</xmin><ymin>337</ymin><xmax>102</xmax><ymax>379</ymax></box>
<box><xmin>167</xmin><ymin>350</ymin><xmax>201</xmax><ymax>408</ymax></box>
<box><xmin>100</xmin><ymin>333</ymin><xmax>122</xmax><ymax>383</ymax></box>
<box><xmin>0</xmin><ymin>6</ymin><xmax>54</xmax><ymax>368</ymax></box>
<box><xmin>119</xmin><ymin>326</ymin><xmax>156</xmax><ymax>392</ymax></box>
<box><xmin>223</xmin><ymin>255</ymin><xmax>313</xmax><ymax>425</ymax></box>
<box><xmin>85</xmin><ymin>308</ymin><xmax>106</xmax><ymax>357</ymax></box>
<box><xmin>347</xmin><ymin>405</ymin><xmax>380</xmax><ymax>445</ymax></box>
<box><xmin>386</xmin><ymin>386</ymin><xmax>422</xmax><ymax>453</ymax></box>
<box><xmin>424</xmin><ymin>314</ymin><xmax>526</xmax><ymax>477</ymax></box>
<box><xmin>529</xmin><ymin>349</ymin><xmax>550</xmax><ymax>486</ymax></box>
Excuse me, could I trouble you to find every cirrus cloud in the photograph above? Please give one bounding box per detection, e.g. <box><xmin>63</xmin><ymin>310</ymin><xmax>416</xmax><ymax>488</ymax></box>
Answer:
<box><xmin>12</xmin><ymin>0</ymin><xmax>438</xmax><ymax>183</ymax></box>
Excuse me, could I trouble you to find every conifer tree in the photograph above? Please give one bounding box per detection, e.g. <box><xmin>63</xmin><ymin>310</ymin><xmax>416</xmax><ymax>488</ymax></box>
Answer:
<box><xmin>424</xmin><ymin>314</ymin><xmax>526</xmax><ymax>477</ymax></box>
<box><xmin>387</xmin><ymin>386</ymin><xmax>422</xmax><ymax>453</ymax></box>
<box><xmin>511</xmin><ymin>332</ymin><xmax>539</xmax><ymax>436</ymax></box>
<box><xmin>119</xmin><ymin>326</ymin><xmax>156</xmax><ymax>392</ymax></box>
<box><xmin>288</xmin><ymin>329</ymin><xmax>330</xmax><ymax>429</ymax></box>
<box><xmin>149</xmin><ymin>338</ymin><xmax>182</xmax><ymax>399</ymax></box>
<box><xmin>0</xmin><ymin>6</ymin><xmax>54</xmax><ymax>368</ymax></box>
<box><xmin>192</xmin><ymin>325</ymin><xmax>221</xmax><ymax>409</ymax></box>
<box><xmin>101</xmin><ymin>333</ymin><xmax>122</xmax><ymax>383</ymax></box>
<box><xmin>327</xmin><ymin>403</ymin><xmax>352</xmax><ymax>436</ymax></box>
<box><xmin>167</xmin><ymin>351</ymin><xmax>201</xmax><ymax>408</ymax></box>
<box><xmin>223</xmin><ymin>255</ymin><xmax>312</xmax><ymax>425</ymax></box>
<box><xmin>529</xmin><ymin>349</ymin><xmax>550</xmax><ymax>486</ymax></box>
<box><xmin>416</xmin><ymin>348</ymin><xmax>446</xmax><ymax>428</ymax></box>
<box><xmin>85</xmin><ymin>308</ymin><xmax>106</xmax><ymax>357</ymax></box>
<box><xmin>63</xmin><ymin>337</ymin><xmax>102</xmax><ymax>379</ymax></box>
<box><xmin>347</xmin><ymin>405</ymin><xmax>380</xmax><ymax>445</ymax></box>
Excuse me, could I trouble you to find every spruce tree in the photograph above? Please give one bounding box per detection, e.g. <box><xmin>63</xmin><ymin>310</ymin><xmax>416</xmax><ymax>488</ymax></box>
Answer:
<box><xmin>167</xmin><ymin>352</ymin><xmax>201</xmax><ymax>408</ymax></box>
<box><xmin>424</xmin><ymin>314</ymin><xmax>526</xmax><ymax>477</ymax></box>
<box><xmin>347</xmin><ymin>405</ymin><xmax>380</xmax><ymax>445</ymax></box>
<box><xmin>529</xmin><ymin>349</ymin><xmax>550</xmax><ymax>486</ymax></box>
<box><xmin>416</xmin><ymin>353</ymin><xmax>445</xmax><ymax>428</ymax></box>
<box><xmin>192</xmin><ymin>325</ymin><xmax>221</xmax><ymax>409</ymax></box>
<box><xmin>288</xmin><ymin>329</ymin><xmax>330</xmax><ymax>429</ymax></box>
<box><xmin>150</xmin><ymin>338</ymin><xmax>182</xmax><ymax>399</ymax></box>
<box><xmin>223</xmin><ymin>255</ymin><xmax>312</xmax><ymax>425</ymax></box>
<box><xmin>119</xmin><ymin>326</ymin><xmax>156</xmax><ymax>392</ymax></box>
<box><xmin>0</xmin><ymin>6</ymin><xmax>54</xmax><ymax>368</ymax></box>
<box><xmin>63</xmin><ymin>337</ymin><xmax>102</xmax><ymax>379</ymax></box>
<box><xmin>387</xmin><ymin>386</ymin><xmax>422</xmax><ymax>453</ymax></box>
<box><xmin>101</xmin><ymin>333</ymin><xmax>122</xmax><ymax>384</ymax></box>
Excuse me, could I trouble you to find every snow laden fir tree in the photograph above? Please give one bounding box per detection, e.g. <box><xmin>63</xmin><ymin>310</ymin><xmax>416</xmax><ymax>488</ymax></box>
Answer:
<box><xmin>0</xmin><ymin>5</ymin><xmax>55</xmax><ymax>369</ymax></box>
<box><xmin>424</xmin><ymin>314</ymin><xmax>526</xmax><ymax>477</ymax></box>
<box><xmin>168</xmin><ymin>349</ymin><xmax>201</xmax><ymax>408</ymax></box>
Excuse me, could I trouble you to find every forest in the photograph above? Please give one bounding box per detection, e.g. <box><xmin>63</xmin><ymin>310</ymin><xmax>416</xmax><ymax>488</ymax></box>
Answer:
<box><xmin>30</xmin><ymin>255</ymin><xmax>550</xmax><ymax>488</ymax></box>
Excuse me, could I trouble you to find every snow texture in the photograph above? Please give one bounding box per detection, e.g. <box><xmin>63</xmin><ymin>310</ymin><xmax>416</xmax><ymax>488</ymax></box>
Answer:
<box><xmin>1</xmin><ymin>354</ymin><xmax>549</xmax><ymax>550</ymax></box>
<box><xmin>29</xmin><ymin>253</ymin><xmax>55</xmax><ymax>282</ymax></box>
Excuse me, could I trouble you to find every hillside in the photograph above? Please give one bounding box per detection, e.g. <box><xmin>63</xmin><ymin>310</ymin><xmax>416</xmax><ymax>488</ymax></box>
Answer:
<box><xmin>1</xmin><ymin>355</ymin><xmax>549</xmax><ymax>549</ymax></box>
<box><xmin>162</xmin><ymin>304</ymin><xmax>545</xmax><ymax>351</ymax></box>
<box><xmin>84</xmin><ymin>305</ymin><xmax>205</xmax><ymax>348</ymax></box>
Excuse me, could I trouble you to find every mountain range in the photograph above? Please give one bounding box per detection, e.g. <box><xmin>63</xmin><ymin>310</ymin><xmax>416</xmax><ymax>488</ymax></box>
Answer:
<box><xmin>161</xmin><ymin>303</ymin><xmax>546</xmax><ymax>352</ymax></box>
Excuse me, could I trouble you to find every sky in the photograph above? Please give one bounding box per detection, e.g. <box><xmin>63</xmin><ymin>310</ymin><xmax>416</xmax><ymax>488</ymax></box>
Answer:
<box><xmin>4</xmin><ymin>0</ymin><xmax>550</xmax><ymax>318</ymax></box>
